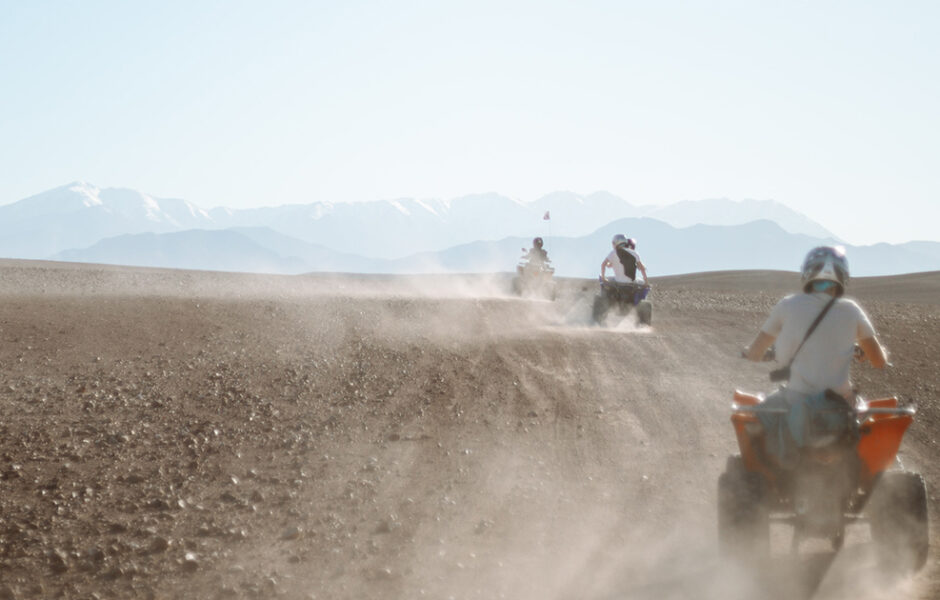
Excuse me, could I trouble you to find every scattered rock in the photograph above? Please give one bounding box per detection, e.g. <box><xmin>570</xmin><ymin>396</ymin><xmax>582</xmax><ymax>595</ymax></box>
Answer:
<box><xmin>219</xmin><ymin>491</ymin><xmax>240</xmax><ymax>504</ymax></box>
<box><xmin>474</xmin><ymin>519</ymin><xmax>493</xmax><ymax>534</ymax></box>
<box><xmin>181</xmin><ymin>552</ymin><xmax>199</xmax><ymax>573</ymax></box>
<box><xmin>373</xmin><ymin>521</ymin><xmax>391</xmax><ymax>534</ymax></box>
<box><xmin>48</xmin><ymin>549</ymin><xmax>69</xmax><ymax>574</ymax></box>
<box><xmin>149</xmin><ymin>536</ymin><xmax>171</xmax><ymax>554</ymax></box>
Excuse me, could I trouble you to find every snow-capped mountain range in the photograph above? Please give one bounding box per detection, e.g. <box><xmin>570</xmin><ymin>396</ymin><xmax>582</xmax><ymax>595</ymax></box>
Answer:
<box><xmin>1</xmin><ymin>181</ymin><xmax>938</xmax><ymax>277</ymax></box>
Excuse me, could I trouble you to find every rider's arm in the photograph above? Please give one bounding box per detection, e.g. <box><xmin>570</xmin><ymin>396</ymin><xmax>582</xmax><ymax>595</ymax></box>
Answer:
<box><xmin>743</xmin><ymin>331</ymin><xmax>776</xmax><ymax>362</ymax></box>
<box><xmin>858</xmin><ymin>336</ymin><xmax>888</xmax><ymax>368</ymax></box>
<box><xmin>600</xmin><ymin>258</ymin><xmax>610</xmax><ymax>278</ymax></box>
<box><xmin>637</xmin><ymin>261</ymin><xmax>648</xmax><ymax>284</ymax></box>
<box><xmin>853</xmin><ymin>307</ymin><xmax>887</xmax><ymax>368</ymax></box>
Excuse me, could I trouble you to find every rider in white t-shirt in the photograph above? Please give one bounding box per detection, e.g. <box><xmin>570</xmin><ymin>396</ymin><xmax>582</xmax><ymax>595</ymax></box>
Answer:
<box><xmin>743</xmin><ymin>246</ymin><xmax>887</xmax><ymax>398</ymax></box>
<box><xmin>601</xmin><ymin>234</ymin><xmax>648</xmax><ymax>284</ymax></box>
<box><xmin>741</xmin><ymin>246</ymin><xmax>888</xmax><ymax>467</ymax></box>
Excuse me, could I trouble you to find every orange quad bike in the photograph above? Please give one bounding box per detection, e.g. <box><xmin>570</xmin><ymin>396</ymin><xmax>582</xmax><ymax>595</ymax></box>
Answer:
<box><xmin>718</xmin><ymin>389</ymin><xmax>928</xmax><ymax>573</ymax></box>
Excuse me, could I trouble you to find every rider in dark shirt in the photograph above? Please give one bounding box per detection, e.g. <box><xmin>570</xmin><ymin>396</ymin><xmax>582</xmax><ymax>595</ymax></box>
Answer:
<box><xmin>524</xmin><ymin>237</ymin><xmax>549</xmax><ymax>266</ymax></box>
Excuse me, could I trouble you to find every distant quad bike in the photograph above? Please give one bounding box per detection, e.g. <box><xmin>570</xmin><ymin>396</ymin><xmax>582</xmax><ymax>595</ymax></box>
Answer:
<box><xmin>719</xmin><ymin>390</ymin><xmax>928</xmax><ymax>573</ymax></box>
<box><xmin>592</xmin><ymin>277</ymin><xmax>652</xmax><ymax>326</ymax></box>
<box><xmin>512</xmin><ymin>258</ymin><xmax>557</xmax><ymax>301</ymax></box>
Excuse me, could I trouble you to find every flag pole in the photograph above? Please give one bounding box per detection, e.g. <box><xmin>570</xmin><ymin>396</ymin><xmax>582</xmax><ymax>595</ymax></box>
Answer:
<box><xmin>542</xmin><ymin>209</ymin><xmax>552</xmax><ymax>255</ymax></box>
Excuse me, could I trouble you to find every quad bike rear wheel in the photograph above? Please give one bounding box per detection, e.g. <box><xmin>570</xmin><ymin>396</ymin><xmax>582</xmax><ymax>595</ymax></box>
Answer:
<box><xmin>636</xmin><ymin>300</ymin><xmax>652</xmax><ymax>326</ymax></box>
<box><xmin>592</xmin><ymin>294</ymin><xmax>651</xmax><ymax>326</ymax></box>
<box><xmin>869</xmin><ymin>471</ymin><xmax>929</xmax><ymax>573</ymax></box>
<box><xmin>592</xmin><ymin>295</ymin><xmax>610</xmax><ymax>324</ymax></box>
<box><xmin>718</xmin><ymin>455</ymin><xmax>769</xmax><ymax>562</ymax></box>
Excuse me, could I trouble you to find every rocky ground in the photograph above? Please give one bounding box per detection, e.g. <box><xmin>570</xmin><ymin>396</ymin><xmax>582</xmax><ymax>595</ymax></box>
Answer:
<box><xmin>0</xmin><ymin>260</ymin><xmax>937</xmax><ymax>599</ymax></box>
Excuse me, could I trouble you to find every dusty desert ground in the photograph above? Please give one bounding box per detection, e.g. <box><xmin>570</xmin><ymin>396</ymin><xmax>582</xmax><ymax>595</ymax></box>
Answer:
<box><xmin>0</xmin><ymin>259</ymin><xmax>937</xmax><ymax>600</ymax></box>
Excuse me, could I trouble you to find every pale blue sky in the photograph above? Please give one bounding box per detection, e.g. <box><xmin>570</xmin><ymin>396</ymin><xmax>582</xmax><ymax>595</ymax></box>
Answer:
<box><xmin>1</xmin><ymin>1</ymin><xmax>937</xmax><ymax>244</ymax></box>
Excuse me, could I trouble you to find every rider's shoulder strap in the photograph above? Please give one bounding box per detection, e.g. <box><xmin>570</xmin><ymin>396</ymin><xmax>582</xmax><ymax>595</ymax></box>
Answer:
<box><xmin>786</xmin><ymin>296</ymin><xmax>838</xmax><ymax>368</ymax></box>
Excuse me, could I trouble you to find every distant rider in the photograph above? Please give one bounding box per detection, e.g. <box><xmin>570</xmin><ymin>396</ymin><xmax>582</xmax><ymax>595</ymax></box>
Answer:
<box><xmin>742</xmin><ymin>246</ymin><xmax>888</xmax><ymax>466</ymax></box>
<box><xmin>521</xmin><ymin>237</ymin><xmax>550</xmax><ymax>268</ymax></box>
<box><xmin>601</xmin><ymin>234</ymin><xmax>648</xmax><ymax>284</ymax></box>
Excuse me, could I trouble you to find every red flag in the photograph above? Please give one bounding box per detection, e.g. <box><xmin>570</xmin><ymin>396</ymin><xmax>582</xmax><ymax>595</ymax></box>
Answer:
<box><xmin>543</xmin><ymin>211</ymin><xmax>550</xmax><ymax>220</ymax></box>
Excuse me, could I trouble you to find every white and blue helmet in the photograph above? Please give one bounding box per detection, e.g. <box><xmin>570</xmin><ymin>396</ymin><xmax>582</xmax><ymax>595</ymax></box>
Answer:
<box><xmin>801</xmin><ymin>246</ymin><xmax>849</xmax><ymax>296</ymax></box>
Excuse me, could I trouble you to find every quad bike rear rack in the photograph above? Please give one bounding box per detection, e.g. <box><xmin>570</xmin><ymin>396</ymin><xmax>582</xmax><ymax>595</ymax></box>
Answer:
<box><xmin>722</xmin><ymin>391</ymin><xmax>927</xmax><ymax>572</ymax></box>
<box><xmin>730</xmin><ymin>391</ymin><xmax>916</xmax><ymax>489</ymax></box>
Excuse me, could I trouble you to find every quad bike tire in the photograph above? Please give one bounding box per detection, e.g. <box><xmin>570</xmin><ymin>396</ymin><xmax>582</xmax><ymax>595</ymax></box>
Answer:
<box><xmin>869</xmin><ymin>471</ymin><xmax>929</xmax><ymax>573</ymax></box>
<box><xmin>718</xmin><ymin>455</ymin><xmax>769</xmax><ymax>561</ymax></box>
<box><xmin>592</xmin><ymin>295</ymin><xmax>610</xmax><ymax>324</ymax></box>
<box><xmin>636</xmin><ymin>300</ymin><xmax>652</xmax><ymax>326</ymax></box>
<box><xmin>592</xmin><ymin>295</ymin><xmax>651</xmax><ymax>326</ymax></box>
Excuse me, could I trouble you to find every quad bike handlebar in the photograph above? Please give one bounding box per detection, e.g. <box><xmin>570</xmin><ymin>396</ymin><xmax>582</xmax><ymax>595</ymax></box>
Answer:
<box><xmin>730</xmin><ymin>402</ymin><xmax>916</xmax><ymax>418</ymax></box>
<box><xmin>518</xmin><ymin>259</ymin><xmax>554</xmax><ymax>273</ymax></box>
<box><xmin>740</xmin><ymin>343</ymin><xmax>889</xmax><ymax>367</ymax></box>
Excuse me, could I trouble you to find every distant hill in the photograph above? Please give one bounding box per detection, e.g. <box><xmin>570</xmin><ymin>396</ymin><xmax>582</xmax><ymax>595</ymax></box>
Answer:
<box><xmin>9</xmin><ymin>181</ymin><xmax>940</xmax><ymax>276</ymax></box>
<box><xmin>52</xmin><ymin>219</ymin><xmax>940</xmax><ymax>278</ymax></box>
<box><xmin>638</xmin><ymin>197</ymin><xmax>837</xmax><ymax>240</ymax></box>
<box><xmin>0</xmin><ymin>182</ymin><xmax>212</xmax><ymax>259</ymax></box>
<box><xmin>4</xmin><ymin>182</ymin><xmax>840</xmax><ymax>261</ymax></box>
<box><xmin>395</xmin><ymin>218</ymin><xmax>940</xmax><ymax>278</ymax></box>
<box><xmin>55</xmin><ymin>229</ymin><xmax>305</xmax><ymax>274</ymax></box>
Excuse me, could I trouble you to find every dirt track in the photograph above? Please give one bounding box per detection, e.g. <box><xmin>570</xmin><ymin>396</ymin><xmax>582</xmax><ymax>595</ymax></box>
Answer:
<box><xmin>0</xmin><ymin>260</ymin><xmax>937</xmax><ymax>600</ymax></box>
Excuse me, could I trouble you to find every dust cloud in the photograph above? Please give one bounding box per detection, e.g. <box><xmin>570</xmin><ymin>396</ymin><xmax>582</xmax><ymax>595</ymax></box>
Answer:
<box><xmin>0</xmin><ymin>262</ymin><xmax>934</xmax><ymax>599</ymax></box>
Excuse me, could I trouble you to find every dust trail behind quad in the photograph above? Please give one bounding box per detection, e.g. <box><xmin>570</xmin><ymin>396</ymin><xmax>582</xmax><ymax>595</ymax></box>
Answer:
<box><xmin>255</xmin><ymin>274</ymin><xmax>933</xmax><ymax>600</ymax></box>
<box><xmin>1</xmin><ymin>262</ymin><xmax>933</xmax><ymax>599</ymax></box>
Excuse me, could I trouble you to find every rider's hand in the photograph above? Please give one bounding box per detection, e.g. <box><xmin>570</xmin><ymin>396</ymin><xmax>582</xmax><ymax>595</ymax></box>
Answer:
<box><xmin>853</xmin><ymin>344</ymin><xmax>865</xmax><ymax>362</ymax></box>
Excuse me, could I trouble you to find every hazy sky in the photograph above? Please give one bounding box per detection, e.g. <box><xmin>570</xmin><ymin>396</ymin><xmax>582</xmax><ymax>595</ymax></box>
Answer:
<box><xmin>1</xmin><ymin>1</ymin><xmax>937</xmax><ymax>245</ymax></box>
